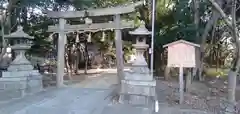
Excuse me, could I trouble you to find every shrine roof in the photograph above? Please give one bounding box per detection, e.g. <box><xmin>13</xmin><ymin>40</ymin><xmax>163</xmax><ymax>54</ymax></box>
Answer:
<box><xmin>163</xmin><ymin>39</ymin><xmax>200</xmax><ymax>48</ymax></box>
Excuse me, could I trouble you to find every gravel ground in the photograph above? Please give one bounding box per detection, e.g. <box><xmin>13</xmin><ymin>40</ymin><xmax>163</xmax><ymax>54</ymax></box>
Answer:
<box><xmin>155</xmin><ymin>79</ymin><xmax>239</xmax><ymax>114</ymax></box>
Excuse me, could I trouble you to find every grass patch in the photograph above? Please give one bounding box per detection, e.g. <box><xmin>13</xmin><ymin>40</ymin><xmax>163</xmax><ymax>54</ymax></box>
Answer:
<box><xmin>205</xmin><ymin>68</ymin><xmax>229</xmax><ymax>79</ymax></box>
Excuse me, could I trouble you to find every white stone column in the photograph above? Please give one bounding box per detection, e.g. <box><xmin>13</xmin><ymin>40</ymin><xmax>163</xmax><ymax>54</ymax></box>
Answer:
<box><xmin>57</xmin><ymin>18</ymin><xmax>66</xmax><ymax>87</ymax></box>
<box><xmin>114</xmin><ymin>14</ymin><xmax>124</xmax><ymax>82</ymax></box>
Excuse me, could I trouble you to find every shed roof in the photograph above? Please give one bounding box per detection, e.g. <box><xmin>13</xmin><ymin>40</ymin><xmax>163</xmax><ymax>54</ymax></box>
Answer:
<box><xmin>163</xmin><ymin>39</ymin><xmax>200</xmax><ymax>48</ymax></box>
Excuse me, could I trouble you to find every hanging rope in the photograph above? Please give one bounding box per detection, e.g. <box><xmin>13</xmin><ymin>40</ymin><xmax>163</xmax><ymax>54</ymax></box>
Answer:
<box><xmin>75</xmin><ymin>32</ymin><xmax>80</xmax><ymax>43</ymax></box>
<box><xmin>101</xmin><ymin>31</ymin><xmax>105</xmax><ymax>42</ymax></box>
<box><xmin>47</xmin><ymin>33</ymin><xmax>56</xmax><ymax>42</ymax></box>
<box><xmin>87</xmin><ymin>32</ymin><xmax>92</xmax><ymax>42</ymax></box>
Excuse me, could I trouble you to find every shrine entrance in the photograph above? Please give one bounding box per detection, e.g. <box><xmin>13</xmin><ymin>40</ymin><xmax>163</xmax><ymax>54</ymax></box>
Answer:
<box><xmin>46</xmin><ymin>1</ymin><xmax>144</xmax><ymax>87</ymax></box>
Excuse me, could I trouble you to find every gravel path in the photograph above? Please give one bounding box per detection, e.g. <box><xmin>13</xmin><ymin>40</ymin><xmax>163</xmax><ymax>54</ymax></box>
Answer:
<box><xmin>0</xmin><ymin>87</ymin><xmax>113</xmax><ymax>114</ymax></box>
<box><xmin>0</xmin><ymin>70</ymin><xmax>118</xmax><ymax>114</ymax></box>
<box><xmin>72</xmin><ymin>72</ymin><xmax>118</xmax><ymax>89</ymax></box>
<box><xmin>0</xmin><ymin>69</ymin><xmax>222</xmax><ymax>114</ymax></box>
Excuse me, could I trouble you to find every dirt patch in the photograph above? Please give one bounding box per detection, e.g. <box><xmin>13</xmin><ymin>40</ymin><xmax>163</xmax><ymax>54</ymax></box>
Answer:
<box><xmin>156</xmin><ymin>79</ymin><xmax>240</xmax><ymax>114</ymax></box>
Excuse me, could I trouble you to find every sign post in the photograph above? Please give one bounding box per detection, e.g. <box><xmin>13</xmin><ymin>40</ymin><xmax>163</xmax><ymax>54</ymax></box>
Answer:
<box><xmin>179</xmin><ymin>65</ymin><xmax>184</xmax><ymax>104</ymax></box>
<box><xmin>163</xmin><ymin>40</ymin><xmax>200</xmax><ymax>104</ymax></box>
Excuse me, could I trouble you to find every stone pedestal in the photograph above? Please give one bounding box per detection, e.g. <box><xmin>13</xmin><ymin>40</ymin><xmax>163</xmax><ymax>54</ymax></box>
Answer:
<box><xmin>0</xmin><ymin>54</ymin><xmax>43</xmax><ymax>101</ymax></box>
<box><xmin>120</xmin><ymin>69</ymin><xmax>156</xmax><ymax>105</ymax></box>
<box><xmin>0</xmin><ymin>70</ymin><xmax>42</xmax><ymax>101</ymax></box>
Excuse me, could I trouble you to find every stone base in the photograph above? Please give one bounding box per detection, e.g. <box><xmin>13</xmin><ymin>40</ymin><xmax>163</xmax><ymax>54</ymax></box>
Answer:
<box><xmin>121</xmin><ymin>80</ymin><xmax>155</xmax><ymax>96</ymax></box>
<box><xmin>119</xmin><ymin>94</ymin><xmax>154</xmax><ymax>106</ymax></box>
<box><xmin>128</xmin><ymin>95</ymin><xmax>154</xmax><ymax>105</ymax></box>
<box><xmin>0</xmin><ymin>81</ymin><xmax>26</xmax><ymax>101</ymax></box>
<box><xmin>120</xmin><ymin>79</ymin><xmax>156</xmax><ymax>105</ymax></box>
<box><xmin>0</xmin><ymin>70</ymin><xmax>43</xmax><ymax>101</ymax></box>
<box><xmin>2</xmin><ymin>70</ymin><xmax>40</xmax><ymax>78</ymax></box>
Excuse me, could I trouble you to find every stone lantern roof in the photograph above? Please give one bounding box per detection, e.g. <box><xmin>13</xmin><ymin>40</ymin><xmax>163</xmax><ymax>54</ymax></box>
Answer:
<box><xmin>129</xmin><ymin>21</ymin><xmax>151</xmax><ymax>35</ymax></box>
<box><xmin>4</xmin><ymin>26</ymin><xmax>34</xmax><ymax>39</ymax></box>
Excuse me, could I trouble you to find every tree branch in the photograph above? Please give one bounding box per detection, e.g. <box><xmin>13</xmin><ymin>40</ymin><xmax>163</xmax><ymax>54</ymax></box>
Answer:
<box><xmin>207</xmin><ymin>0</ymin><xmax>233</xmax><ymax>30</ymax></box>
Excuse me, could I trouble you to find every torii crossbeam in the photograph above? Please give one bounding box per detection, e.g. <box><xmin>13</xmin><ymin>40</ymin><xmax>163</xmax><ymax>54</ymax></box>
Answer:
<box><xmin>48</xmin><ymin>21</ymin><xmax>134</xmax><ymax>32</ymax></box>
<box><xmin>46</xmin><ymin>1</ymin><xmax>143</xmax><ymax>18</ymax></box>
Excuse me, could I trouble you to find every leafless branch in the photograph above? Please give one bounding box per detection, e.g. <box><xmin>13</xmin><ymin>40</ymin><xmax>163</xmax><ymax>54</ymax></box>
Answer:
<box><xmin>207</xmin><ymin>0</ymin><xmax>233</xmax><ymax>30</ymax></box>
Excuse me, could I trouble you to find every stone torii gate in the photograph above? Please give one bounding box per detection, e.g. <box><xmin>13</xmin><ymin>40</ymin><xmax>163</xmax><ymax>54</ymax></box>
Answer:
<box><xmin>46</xmin><ymin>1</ymin><xmax>144</xmax><ymax>87</ymax></box>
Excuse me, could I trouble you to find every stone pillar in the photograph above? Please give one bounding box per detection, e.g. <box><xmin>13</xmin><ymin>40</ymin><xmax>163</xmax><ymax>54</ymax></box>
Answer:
<box><xmin>57</xmin><ymin>18</ymin><xmax>66</xmax><ymax>87</ymax></box>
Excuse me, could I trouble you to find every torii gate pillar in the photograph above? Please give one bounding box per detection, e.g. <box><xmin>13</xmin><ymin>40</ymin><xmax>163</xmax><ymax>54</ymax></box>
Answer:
<box><xmin>114</xmin><ymin>14</ymin><xmax>124</xmax><ymax>83</ymax></box>
<box><xmin>57</xmin><ymin>18</ymin><xmax>66</xmax><ymax>87</ymax></box>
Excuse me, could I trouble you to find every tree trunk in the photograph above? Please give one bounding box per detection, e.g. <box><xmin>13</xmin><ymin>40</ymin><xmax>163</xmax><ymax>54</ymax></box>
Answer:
<box><xmin>192</xmin><ymin>0</ymin><xmax>201</xmax><ymax>81</ymax></box>
<box><xmin>22</xmin><ymin>7</ymin><xmax>28</xmax><ymax>30</ymax></box>
<box><xmin>75</xmin><ymin>46</ymin><xmax>80</xmax><ymax>74</ymax></box>
<box><xmin>227</xmin><ymin>0</ymin><xmax>238</xmax><ymax>105</ymax></box>
<box><xmin>0</xmin><ymin>1</ymin><xmax>12</xmax><ymax>64</ymax></box>
<box><xmin>65</xmin><ymin>59</ymin><xmax>72</xmax><ymax>80</ymax></box>
<box><xmin>197</xmin><ymin>11</ymin><xmax>221</xmax><ymax>81</ymax></box>
<box><xmin>185</xmin><ymin>68</ymin><xmax>192</xmax><ymax>92</ymax></box>
<box><xmin>6</xmin><ymin>0</ymin><xmax>12</xmax><ymax>34</ymax></box>
<box><xmin>208</xmin><ymin>0</ymin><xmax>239</xmax><ymax>105</ymax></box>
<box><xmin>0</xmin><ymin>18</ymin><xmax>6</xmax><ymax>64</ymax></box>
<box><xmin>65</xmin><ymin>46</ymin><xmax>72</xmax><ymax>80</ymax></box>
<box><xmin>164</xmin><ymin>66</ymin><xmax>170</xmax><ymax>80</ymax></box>
<box><xmin>192</xmin><ymin>0</ymin><xmax>199</xmax><ymax>42</ymax></box>
<box><xmin>70</xmin><ymin>45</ymin><xmax>76</xmax><ymax>74</ymax></box>
<box><xmin>84</xmin><ymin>42</ymin><xmax>88</xmax><ymax>74</ymax></box>
<box><xmin>194</xmin><ymin>0</ymin><xmax>223</xmax><ymax>81</ymax></box>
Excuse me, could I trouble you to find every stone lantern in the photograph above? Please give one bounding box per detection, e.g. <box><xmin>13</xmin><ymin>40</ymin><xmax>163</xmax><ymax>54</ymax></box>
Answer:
<box><xmin>120</xmin><ymin>21</ymin><xmax>156</xmax><ymax>108</ymax></box>
<box><xmin>0</xmin><ymin>26</ymin><xmax>43</xmax><ymax>101</ymax></box>
<box><xmin>4</xmin><ymin>26</ymin><xmax>34</xmax><ymax>71</ymax></box>
<box><xmin>129</xmin><ymin>21</ymin><xmax>151</xmax><ymax>68</ymax></box>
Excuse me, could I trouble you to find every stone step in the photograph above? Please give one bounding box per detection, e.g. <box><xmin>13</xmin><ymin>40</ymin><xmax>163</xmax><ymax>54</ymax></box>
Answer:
<box><xmin>121</xmin><ymin>83</ymin><xmax>155</xmax><ymax>96</ymax></box>
<box><xmin>101</xmin><ymin>104</ymin><xmax>153</xmax><ymax>114</ymax></box>
<box><xmin>124</xmin><ymin>72</ymin><xmax>153</xmax><ymax>81</ymax></box>
<box><xmin>119</xmin><ymin>94</ymin><xmax>154</xmax><ymax>106</ymax></box>
<box><xmin>121</xmin><ymin>80</ymin><xmax>156</xmax><ymax>86</ymax></box>
<box><xmin>102</xmin><ymin>104</ymin><xmax>212</xmax><ymax>114</ymax></box>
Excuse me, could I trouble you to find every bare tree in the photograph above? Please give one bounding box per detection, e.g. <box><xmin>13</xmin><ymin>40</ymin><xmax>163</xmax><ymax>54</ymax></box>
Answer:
<box><xmin>208</xmin><ymin>0</ymin><xmax>238</xmax><ymax>108</ymax></box>
<box><xmin>197</xmin><ymin>0</ymin><xmax>224</xmax><ymax>81</ymax></box>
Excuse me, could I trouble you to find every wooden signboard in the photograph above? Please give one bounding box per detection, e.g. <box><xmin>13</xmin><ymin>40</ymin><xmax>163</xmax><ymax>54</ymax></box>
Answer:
<box><xmin>167</xmin><ymin>42</ymin><xmax>196</xmax><ymax>68</ymax></box>
<box><xmin>163</xmin><ymin>40</ymin><xmax>200</xmax><ymax>104</ymax></box>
